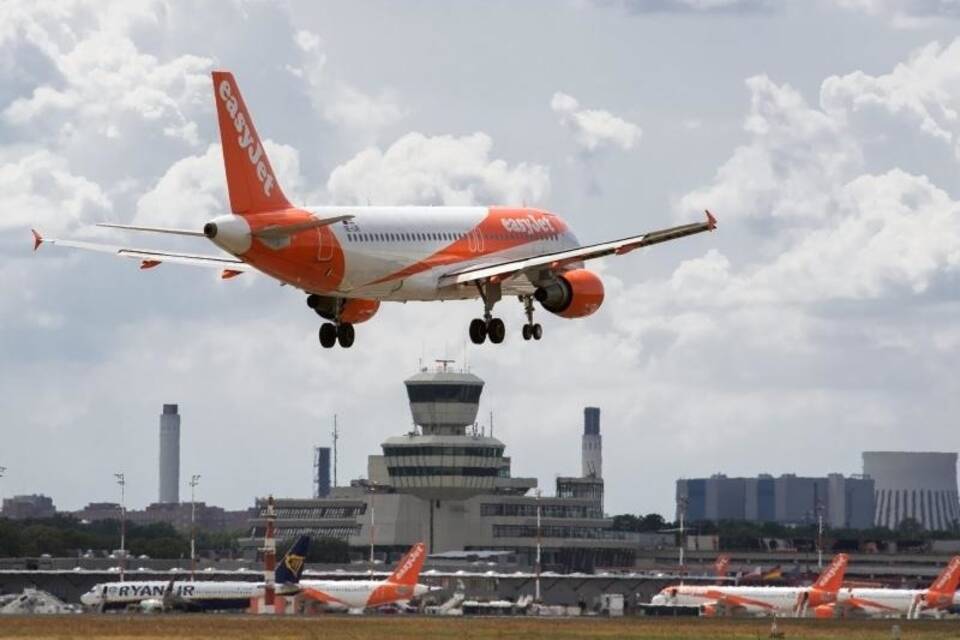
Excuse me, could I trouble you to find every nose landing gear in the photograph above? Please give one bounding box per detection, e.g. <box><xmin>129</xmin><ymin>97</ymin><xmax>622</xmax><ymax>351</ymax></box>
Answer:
<box><xmin>520</xmin><ymin>294</ymin><xmax>542</xmax><ymax>341</ymax></box>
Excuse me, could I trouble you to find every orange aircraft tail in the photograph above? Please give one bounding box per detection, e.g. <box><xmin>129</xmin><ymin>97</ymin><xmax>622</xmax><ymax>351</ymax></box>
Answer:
<box><xmin>714</xmin><ymin>554</ymin><xmax>731</xmax><ymax>579</ymax></box>
<box><xmin>387</xmin><ymin>542</ymin><xmax>427</xmax><ymax>586</ymax></box>
<box><xmin>928</xmin><ymin>556</ymin><xmax>960</xmax><ymax>598</ymax></box>
<box><xmin>812</xmin><ymin>553</ymin><xmax>848</xmax><ymax>593</ymax></box>
<box><xmin>211</xmin><ymin>70</ymin><xmax>291</xmax><ymax>215</ymax></box>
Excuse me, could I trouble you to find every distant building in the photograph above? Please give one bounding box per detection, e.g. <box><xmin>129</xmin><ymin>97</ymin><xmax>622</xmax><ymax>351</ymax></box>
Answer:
<box><xmin>314</xmin><ymin>447</ymin><xmax>331</xmax><ymax>498</ymax></box>
<box><xmin>864</xmin><ymin>451</ymin><xmax>960</xmax><ymax>531</ymax></box>
<box><xmin>676</xmin><ymin>473</ymin><xmax>874</xmax><ymax>529</ymax></box>
<box><xmin>243</xmin><ymin>365</ymin><xmax>636</xmax><ymax>572</ymax></box>
<box><xmin>158</xmin><ymin>404</ymin><xmax>180</xmax><ymax>504</ymax></box>
<box><xmin>73</xmin><ymin>501</ymin><xmax>253</xmax><ymax>534</ymax></box>
<box><xmin>1</xmin><ymin>494</ymin><xmax>56</xmax><ymax>520</ymax></box>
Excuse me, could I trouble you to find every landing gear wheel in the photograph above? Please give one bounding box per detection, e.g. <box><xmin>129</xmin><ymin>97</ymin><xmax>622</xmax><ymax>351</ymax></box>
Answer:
<box><xmin>319</xmin><ymin>323</ymin><xmax>337</xmax><ymax>348</ymax></box>
<box><xmin>522</xmin><ymin>324</ymin><xmax>532</xmax><ymax>341</ymax></box>
<box><xmin>336</xmin><ymin>323</ymin><xmax>355</xmax><ymax>348</ymax></box>
<box><xmin>532</xmin><ymin>323</ymin><xmax>543</xmax><ymax>341</ymax></box>
<box><xmin>469</xmin><ymin>318</ymin><xmax>487</xmax><ymax>344</ymax></box>
<box><xmin>488</xmin><ymin>318</ymin><xmax>506</xmax><ymax>344</ymax></box>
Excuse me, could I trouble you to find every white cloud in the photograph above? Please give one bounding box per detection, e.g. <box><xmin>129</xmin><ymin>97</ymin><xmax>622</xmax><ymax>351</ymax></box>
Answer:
<box><xmin>324</xmin><ymin>85</ymin><xmax>405</xmax><ymax>133</ymax></box>
<box><xmin>832</xmin><ymin>0</ymin><xmax>960</xmax><ymax>26</ymax></box>
<box><xmin>2</xmin><ymin>17</ymin><xmax>213</xmax><ymax>147</ymax></box>
<box><xmin>0</xmin><ymin>148</ymin><xmax>111</xmax><ymax>232</ymax></box>
<box><xmin>821</xmin><ymin>39</ymin><xmax>960</xmax><ymax>160</ymax></box>
<box><xmin>289</xmin><ymin>28</ymin><xmax>403</xmax><ymax>144</ymax></box>
<box><xmin>133</xmin><ymin>141</ymin><xmax>304</xmax><ymax>229</ymax></box>
<box><xmin>327</xmin><ymin>132</ymin><xmax>549</xmax><ymax>206</ymax></box>
<box><xmin>551</xmin><ymin>91</ymin><xmax>642</xmax><ymax>154</ymax></box>
<box><xmin>602</xmin><ymin>0</ymin><xmax>774</xmax><ymax>13</ymax></box>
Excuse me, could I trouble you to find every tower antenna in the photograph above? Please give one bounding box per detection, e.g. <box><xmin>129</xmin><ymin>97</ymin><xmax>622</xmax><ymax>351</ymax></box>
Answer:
<box><xmin>332</xmin><ymin>415</ymin><xmax>339</xmax><ymax>488</ymax></box>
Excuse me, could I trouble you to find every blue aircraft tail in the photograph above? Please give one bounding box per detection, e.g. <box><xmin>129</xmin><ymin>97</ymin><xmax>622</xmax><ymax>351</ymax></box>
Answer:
<box><xmin>275</xmin><ymin>535</ymin><xmax>310</xmax><ymax>584</ymax></box>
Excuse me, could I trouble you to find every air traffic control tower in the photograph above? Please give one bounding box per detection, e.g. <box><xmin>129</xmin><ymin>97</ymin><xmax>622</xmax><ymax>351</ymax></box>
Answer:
<box><xmin>377</xmin><ymin>362</ymin><xmax>508</xmax><ymax>500</ymax></box>
<box><xmin>247</xmin><ymin>363</ymin><xmax>637</xmax><ymax>571</ymax></box>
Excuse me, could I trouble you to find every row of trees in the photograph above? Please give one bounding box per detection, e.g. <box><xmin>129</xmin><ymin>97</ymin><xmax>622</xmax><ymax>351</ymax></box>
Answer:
<box><xmin>0</xmin><ymin>515</ymin><xmax>351</xmax><ymax>562</ymax></box>
<box><xmin>610</xmin><ymin>513</ymin><xmax>960</xmax><ymax>550</ymax></box>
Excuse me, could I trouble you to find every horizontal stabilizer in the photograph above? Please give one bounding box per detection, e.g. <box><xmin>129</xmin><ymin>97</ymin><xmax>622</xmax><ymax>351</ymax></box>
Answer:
<box><xmin>32</xmin><ymin>231</ymin><xmax>252</xmax><ymax>272</ymax></box>
<box><xmin>97</xmin><ymin>223</ymin><xmax>205</xmax><ymax>237</ymax></box>
<box><xmin>253</xmin><ymin>215</ymin><xmax>355</xmax><ymax>240</ymax></box>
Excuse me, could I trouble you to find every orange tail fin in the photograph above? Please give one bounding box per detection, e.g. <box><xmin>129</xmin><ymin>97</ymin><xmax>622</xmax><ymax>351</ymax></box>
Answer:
<box><xmin>387</xmin><ymin>543</ymin><xmax>426</xmax><ymax>587</ymax></box>
<box><xmin>714</xmin><ymin>554</ymin><xmax>730</xmax><ymax>578</ymax></box>
<box><xmin>928</xmin><ymin>556</ymin><xmax>960</xmax><ymax>597</ymax></box>
<box><xmin>211</xmin><ymin>70</ymin><xmax>291</xmax><ymax>215</ymax></box>
<box><xmin>813</xmin><ymin>553</ymin><xmax>848</xmax><ymax>593</ymax></box>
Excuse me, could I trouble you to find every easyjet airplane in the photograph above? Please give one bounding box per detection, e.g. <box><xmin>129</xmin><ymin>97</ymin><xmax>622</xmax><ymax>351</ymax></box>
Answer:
<box><xmin>828</xmin><ymin>555</ymin><xmax>960</xmax><ymax>619</ymax></box>
<box><xmin>32</xmin><ymin>71</ymin><xmax>716</xmax><ymax>348</ymax></box>
<box><xmin>650</xmin><ymin>553</ymin><xmax>849</xmax><ymax>617</ymax></box>
<box><xmin>299</xmin><ymin>542</ymin><xmax>435</xmax><ymax>613</ymax></box>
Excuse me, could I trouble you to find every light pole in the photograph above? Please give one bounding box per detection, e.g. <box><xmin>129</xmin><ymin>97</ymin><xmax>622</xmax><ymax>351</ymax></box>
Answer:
<box><xmin>0</xmin><ymin>466</ymin><xmax>6</xmax><ymax>514</ymax></box>
<box><xmin>677</xmin><ymin>496</ymin><xmax>688</xmax><ymax>574</ymax></box>
<box><xmin>114</xmin><ymin>472</ymin><xmax>126</xmax><ymax>581</ymax></box>
<box><xmin>816</xmin><ymin>502</ymin><xmax>824</xmax><ymax>570</ymax></box>
<box><xmin>190</xmin><ymin>474</ymin><xmax>201</xmax><ymax>580</ymax></box>
<box><xmin>535</xmin><ymin>489</ymin><xmax>542</xmax><ymax>602</ymax></box>
<box><xmin>369</xmin><ymin>491</ymin><xmax>376</xmax><ymax>565</ymax></box>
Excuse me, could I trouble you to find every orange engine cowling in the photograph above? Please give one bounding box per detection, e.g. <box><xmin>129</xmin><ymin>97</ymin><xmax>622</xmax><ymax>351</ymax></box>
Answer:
<box><xmin>307</xmin><ymin>295</ymin><xmax>380</xmax><ymax>324</ymax></box>
<box><xmin>701</xmin><ymin>603</ymin><xmax>718</xmax><ymax>617</ymax></box>
<box><xmin>340</xmin><ymin>299</ymin><xmax>380</xmax><ymax>324</ymax></box>
<box><xmin>813</xmin><ymin>604</ymin><xmax>836</xmax><ymax>619</ymax></box>
<box><xmin>534</xmin><ymin>269</ymin><xmax>604</xmax><ymax>319</ymax></box>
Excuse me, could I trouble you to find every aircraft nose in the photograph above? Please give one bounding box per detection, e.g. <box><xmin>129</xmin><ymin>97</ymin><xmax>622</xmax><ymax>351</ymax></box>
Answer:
<box><xmin>80</xmin><ymin>593</ymin><xmax>97</xmax><ymax>606</ymax></box>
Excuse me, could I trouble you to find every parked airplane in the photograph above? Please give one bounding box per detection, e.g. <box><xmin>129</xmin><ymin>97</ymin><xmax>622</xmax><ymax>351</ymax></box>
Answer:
<box><xmin>299</xmin><ymin>542</ymin><xmax>434</xmax><ymax>613</ymax></box>
<box><xmin>650</xmin><ymin>553</ymin><xmax>848</xmax><ymax>617</ymax></box>
<box><xmin>79</xmin><ymin>535</ymin><xmax>309</xmax><ymax>612</ymax></box>
<box><xmin>829</xmin><ymin>556</ymin><xmax>960</xmax><ymax>619</ymax></box>
<box><xmin>31</xmin><ymin>71</ymin><xmax>716</xmax><ymax>349</ymax></box>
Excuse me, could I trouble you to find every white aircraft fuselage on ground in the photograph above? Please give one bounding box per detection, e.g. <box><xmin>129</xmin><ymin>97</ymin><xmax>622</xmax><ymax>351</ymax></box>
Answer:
<box><xmin>650</xmin><ymin>554</ymin><xmax>849</xmax><ymax>617</ymax></box>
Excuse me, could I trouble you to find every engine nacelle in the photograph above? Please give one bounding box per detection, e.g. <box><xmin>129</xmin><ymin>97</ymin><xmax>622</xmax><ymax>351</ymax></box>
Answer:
<box><xmin>307</xmin><ymin>295</ymin><xmax>380</xmax><ymax>324</ymax></box>
<box><xmin>813</xmin><ymin>604</ymin><xmax>836</xmax><ymax>619</ymax></box>
<box><xmin>534</xmin><ymin>269</ymin><xmax>604</xmax><ymax>318</ymax></box>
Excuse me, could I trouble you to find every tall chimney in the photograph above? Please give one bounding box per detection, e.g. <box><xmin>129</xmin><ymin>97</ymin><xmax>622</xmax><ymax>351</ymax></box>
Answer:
<box><xmin>159</xmin><ymin>404</ymin><xmax>180</xmax><ymax>503</ymax></box>
<box><xmin>582</xmin><ymin>407</ymin><xmax>602</xmax><ymax>479</ymax></box>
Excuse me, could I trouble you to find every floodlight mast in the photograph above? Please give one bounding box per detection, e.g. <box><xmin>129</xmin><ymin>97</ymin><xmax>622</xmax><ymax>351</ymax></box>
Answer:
<box><xmin>190</xmin><ymin>474</ymin><xmax>201</xmax><ymax>580</ymax></box>
<box><xmin>114</xmin><ymin>472</ymin><xmax>126</xmax><ymax>582</ymax></box>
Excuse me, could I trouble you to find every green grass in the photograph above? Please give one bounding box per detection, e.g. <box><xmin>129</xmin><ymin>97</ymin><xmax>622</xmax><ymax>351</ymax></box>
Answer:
<box><xmin>1</xmin><ymin>615</ymin><xmax>958</xmax><ymax>640</ymax></box>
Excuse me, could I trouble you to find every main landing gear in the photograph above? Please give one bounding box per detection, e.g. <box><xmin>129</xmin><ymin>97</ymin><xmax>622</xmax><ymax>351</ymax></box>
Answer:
<box><xmin>467</xmin><ymin>285</ymin><xmax>543</xmax><ymax>345</ymax></box>
<box><xmin>308</xmin><ymin>295</ymin><xmax>355</xmax><ymax>349</ymax></box>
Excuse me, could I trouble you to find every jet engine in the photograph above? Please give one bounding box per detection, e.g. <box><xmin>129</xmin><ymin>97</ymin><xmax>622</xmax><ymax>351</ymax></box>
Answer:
<box><xmin>307</xmin><ymin>295</ymin><xmax>380</xmax><ymax>324</ymax></box>
<box><xmin>533</xmin><ymin>269</ymin><xmax>604</xmax><ymax>318</ymax></box>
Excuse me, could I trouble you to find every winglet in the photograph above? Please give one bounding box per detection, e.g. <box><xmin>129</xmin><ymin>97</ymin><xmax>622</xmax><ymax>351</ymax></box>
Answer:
<box><xmin>31</xmin><ymin>229</ymin><xmax>43</xmax><ymax>252</ymax></box>
<box><xmin>705</xmin><ymin>210</ymin><xmax>717</xmax><ymax>230</ymax></box>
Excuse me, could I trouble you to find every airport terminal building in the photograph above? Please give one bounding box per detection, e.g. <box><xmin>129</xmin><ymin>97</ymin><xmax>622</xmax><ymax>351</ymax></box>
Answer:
<box><xmin>244</xmin><ymin>365</ymin><xmax>637</xmax><ymax>571</ymax></box>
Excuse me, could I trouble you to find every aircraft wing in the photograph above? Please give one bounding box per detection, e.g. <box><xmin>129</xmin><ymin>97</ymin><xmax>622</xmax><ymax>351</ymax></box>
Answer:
<box><xmin>702</xmin><ymin>589</ymin><xmax>777</xmax><ymax>614</ymax></box>
<box><xmin>32</xmin><ymin>230</ymin><xmax>252</xmax><ymax>276</ymax></box>
<box><xmin>437</xmin><ymin>210</ymin><xmax>716</xmax><ymax>288</ymax></box>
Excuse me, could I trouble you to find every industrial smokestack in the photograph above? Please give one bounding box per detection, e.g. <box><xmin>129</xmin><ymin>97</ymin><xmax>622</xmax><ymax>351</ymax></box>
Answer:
<box><xmin>159</xmin><ymin>404</ymin><xmax>180</xmax><ymax>503</ymax></box>
<box><xmin>582</xmin><ymin>407</ymin><xmax>602</xmax><ymax>479</ymax></box>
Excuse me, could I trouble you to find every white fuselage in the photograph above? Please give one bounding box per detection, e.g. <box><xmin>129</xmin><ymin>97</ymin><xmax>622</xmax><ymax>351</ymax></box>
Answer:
<box><xmin>80</xmin><ymin>580</ymin><xmax>280</xmax><ymax>610</ymax></box>
<box><xmin>300</xmin><ymin>578</ymin><xmax>430</xmax><ymax>612</ymax></box>
<box><xmin>836</xmin><ymin>587</ymin><xmax>960</xmax><ymax>617</ymax></box>
<box><xmin>651</xmin><ymin>585</ymin><xmax>809</xmax><ymax>615</ymax></box>
<box><xmin>208</xmin><ymin>206</ymin><xmax>582</xmax><ymax>301</ymax></box>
